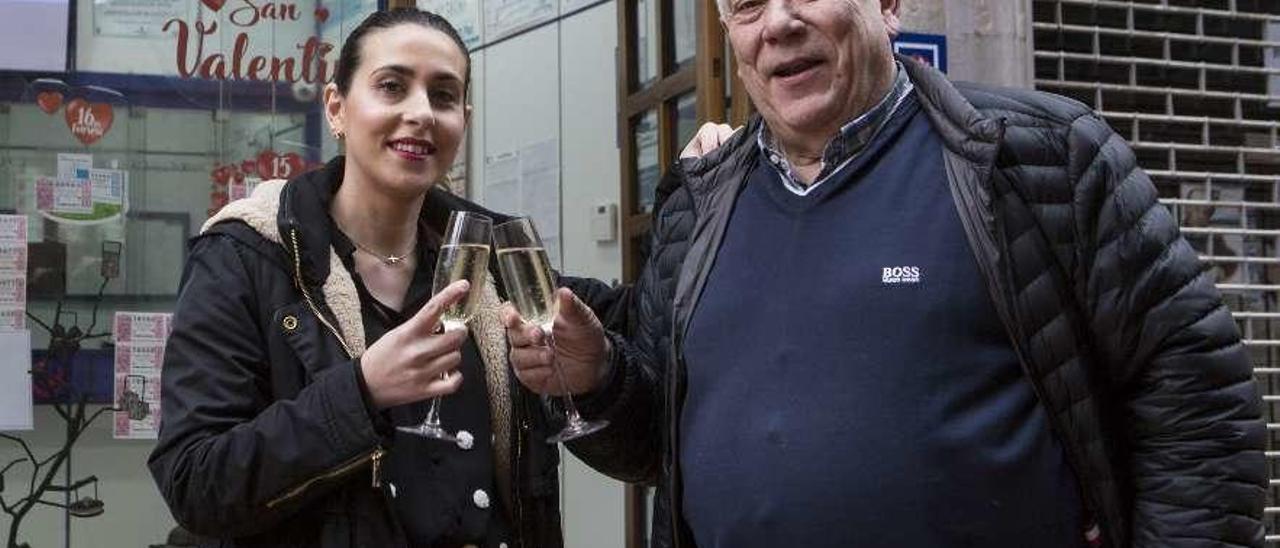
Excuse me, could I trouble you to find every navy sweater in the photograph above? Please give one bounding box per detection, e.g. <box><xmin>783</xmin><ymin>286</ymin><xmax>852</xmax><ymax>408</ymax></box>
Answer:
<box><xmin>680</xmin><ymin>94</ymin><xmax>1085</xmax><ymax>547</ymax></box>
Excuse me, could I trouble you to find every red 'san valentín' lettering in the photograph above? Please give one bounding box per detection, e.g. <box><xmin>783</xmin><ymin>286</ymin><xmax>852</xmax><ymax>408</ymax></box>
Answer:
<box><xmin>163</xmin><ymin>18</ymin><xmax>335</xmax><ymax>84</ymax></box>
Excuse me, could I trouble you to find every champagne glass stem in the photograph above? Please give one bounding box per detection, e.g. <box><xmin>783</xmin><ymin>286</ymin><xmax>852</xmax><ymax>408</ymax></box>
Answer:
<box><xmin>540</xmin><ymin>326</ymin><xmax>586</xmax><ymax>424</ymax></box>
<box><xmin>423</xmin><ymin>394</ymin><xmax>444</xmax><ymax>429</ymax></box>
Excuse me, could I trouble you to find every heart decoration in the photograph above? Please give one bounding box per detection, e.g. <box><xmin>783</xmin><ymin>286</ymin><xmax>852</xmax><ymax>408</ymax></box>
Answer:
<box><xmin>314</xmin><ymin>6</ymin><xmax>330</xmax><ymax>23</ymax></box>
<box><xmin>64</xmin><ymin>98</ymin><xmax>114</xmax><ymax>146</ymax></box>
<box><xmin>200</xmin><ymin>0</ymin><xmax>227</xmax><ymax>12</ymax></box>
<box><xmin>36</xmin><ymin>91</ymin><xmax>63</xmax><ymax>115</ymax></box>
<box><xmin>256</xmin><ymin>150</ymin><xmax>305</xmax><ymax>180</ymax></box>
<box><xmin>210</xmin><ymin>165</ymin><xmax>234</xmax><ymax>186</ymax></box>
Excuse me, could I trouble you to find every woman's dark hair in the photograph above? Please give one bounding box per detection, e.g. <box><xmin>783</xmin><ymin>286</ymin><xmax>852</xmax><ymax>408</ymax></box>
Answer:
<box><xmin>334</xmin><ymin>8</ymin><xmax>471</xmax><ymax>95</ymax></box>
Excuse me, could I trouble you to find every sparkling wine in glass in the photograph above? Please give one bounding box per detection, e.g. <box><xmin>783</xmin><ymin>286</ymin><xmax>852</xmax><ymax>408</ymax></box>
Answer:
<box><xmin>398</xmin><ymin>211</ymin><xmax>492</xmax><ymax>445</ymax></box>
<box><xmin>494</xmin><ymin>217</ymin><xmax>608</xmax><ymax>443</ymax></box>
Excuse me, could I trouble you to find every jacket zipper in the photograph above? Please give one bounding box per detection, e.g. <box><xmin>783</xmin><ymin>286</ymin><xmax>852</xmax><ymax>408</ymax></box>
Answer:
<box><xmin>266</xmin><ymin>447</ymin><xmax>386</xmax><ymax>509</ymax></box>
<box><xmin>260</xmin><ymin>228</ymin><xmax>383</xmax><ymax>508</ymax></box>
<box><xmin>289</xmin><ymin>229</ymin><xmax>355</xmax><ymax>359</ymax></box>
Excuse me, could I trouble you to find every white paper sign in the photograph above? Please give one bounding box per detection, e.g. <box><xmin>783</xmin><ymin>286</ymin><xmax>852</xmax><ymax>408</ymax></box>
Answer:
<box><xmin>0</xmin><ymin>216</ymin><xmax>28</xmax><ymax>334</ymax></box>
<box><xmin>113</xmin><ymin>311</ymin><xmax>173</xmax><ymax>342</ymax></box>
<box><xmin>93</xmin><ymin>0</ymin><xmax>190</xmax><ymax>38</ymax></box>
<box><xmin>56</xmin><ymin>153</ymin><xmax>92</xmax><ymax>181</ymax></box>
<box><xmin>0</xmin><ymin>216</ymin><xmax>29</xmax><ymax>242</ymax></box>
<box><xmin>0</xmin><ymin>242</ymin><xmax>28</xmax><ymax>273</ymax></box>
<box><xmin>0</xmin><ymin>330</ymin><xmax>33</xmax><ymax>431</ymax></box>
<box><xmin>483</xmin><ymin>151</ymin><xmax>521</xmax><ymax>214</ymax></box>
<box><xmin>89</xmin><ymin>168</ymin><xmax>128</xmax><ymax>208</ymax></box>
<box><xmin>0</xmin><ymin>275</ymin><xmax>26</xmax><ymax>308</ymax></box>
<box><xmin>0</xmin><ymin>308</ymin><xmax>26</xmax><ymax>332</ymax></box>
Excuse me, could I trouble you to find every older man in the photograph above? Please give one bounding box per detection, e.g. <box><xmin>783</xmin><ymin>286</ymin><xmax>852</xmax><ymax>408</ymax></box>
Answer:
<box><xmin>505</xmin><ymin>0</ymin><xmax>1265</xmax><ymax>546</ymax></box>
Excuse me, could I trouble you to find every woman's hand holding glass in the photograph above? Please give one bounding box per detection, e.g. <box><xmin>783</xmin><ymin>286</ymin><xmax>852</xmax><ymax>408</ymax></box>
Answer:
<box><xmin>359</xmin><ymin>279</ymin><xmax>471</xmax><ymax>410</ymax></box>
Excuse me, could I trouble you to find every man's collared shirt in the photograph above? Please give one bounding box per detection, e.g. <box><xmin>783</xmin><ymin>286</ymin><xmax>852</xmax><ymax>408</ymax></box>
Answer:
<box><xmin>758</xmin><ymin>62</ymin><xmax>915</xmax><ymax>196</ymax></box>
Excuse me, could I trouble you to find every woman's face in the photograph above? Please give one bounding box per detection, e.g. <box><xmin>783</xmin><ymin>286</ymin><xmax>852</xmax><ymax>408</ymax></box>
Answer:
<box><xmin>325</xmin><ymin>24</ymin><xmax>469</xmax><ymax>199</ymax></box>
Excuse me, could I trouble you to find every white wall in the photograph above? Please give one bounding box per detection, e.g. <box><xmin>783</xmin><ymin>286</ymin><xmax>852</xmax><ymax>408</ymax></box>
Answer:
<box><xmin>468</xmin><ymin>2</ymin><xmax>626</xmax><ymax>547</ymax></box>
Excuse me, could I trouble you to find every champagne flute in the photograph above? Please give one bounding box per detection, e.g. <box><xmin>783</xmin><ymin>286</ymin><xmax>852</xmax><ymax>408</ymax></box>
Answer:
<box><xmin>494</xmin><ymin>217</ymin><xmax>609</xmax><ymax>443</ymax></box>
<box><xmin>398</xmin><ymin>211</ymin><xmax>492</xmax><ymax>443</ymax></box>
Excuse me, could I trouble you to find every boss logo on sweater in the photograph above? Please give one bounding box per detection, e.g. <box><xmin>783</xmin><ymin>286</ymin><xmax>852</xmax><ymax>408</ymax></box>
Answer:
<box><xmin>882</xmin><ymin>266</ymin><xmax>921</xmax><ymax>284</ymax></box>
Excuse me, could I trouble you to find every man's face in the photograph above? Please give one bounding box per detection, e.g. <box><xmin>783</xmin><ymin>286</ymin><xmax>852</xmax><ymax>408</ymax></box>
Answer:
<box><xmin>725</xmin><ymin>0</ymin><xmax>899</xmax><ymax>140</ymax></box>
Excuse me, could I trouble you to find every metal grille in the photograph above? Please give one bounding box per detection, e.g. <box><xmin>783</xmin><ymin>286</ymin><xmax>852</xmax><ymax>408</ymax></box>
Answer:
<box><xmin>1031</xmin><ymin>0</ymin><xmax>1280</xmax><ymax>540</ymax></box>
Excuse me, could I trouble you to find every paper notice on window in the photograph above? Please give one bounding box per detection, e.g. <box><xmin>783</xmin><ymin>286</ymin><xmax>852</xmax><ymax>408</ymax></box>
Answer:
<box><xmin>0</xmin><ymin>216</ymin><xmax>28</xmax><ymax>333</ymax></box>
<box><xmin>0</xmin><ymin>242</ymin><xmax>27</xmax><ymax>272</ymax></box>
<box><xmin>0</xmin><ymin>308</ymin><xmax>26</xmax><ymax>331</ymax></box>
<box><xmin>36</xmin><ymin>177</ymin><xmax>93</xmax><ymax>214</ymax></box>
<box><xmin>113</xmin><ymin>311</ymin><xmax>172</xmax><ymax>440</ymax></box>
<box><xmin>520</xmin><ymin>139</ymin><xmax>560</xmax><ymax>241</ymax></box>
<box><xmin>0</xmin><ymin>275</ymin><xmax>26</xmax><ymax>308</ymax></box>
<box><xmin>483</xmin><ymin>150</ymin><xmax>521</xmax><ymax>214</ymax></box>
<box><xmin>0</xmin><ymin>215</ymin><xmax>28</xmax><ymax>242</ymax></box>
<box><xmin>93</xmin><ymin>0</ymin><xmax>189</xmax><ymax>38</ymax></box>
<box><xmin>56</xmin><ymin>153</ymin><xmax>92</xmax><ymax>181</ymax></box>
<box><xmin>0</xmin><ymin>330</ymin><xmax>32</xmax><ymax>431</ymax></box>
<box><xmin>114</xmin><ymin>311</ymin><xmax>173</xmax><ymax>343</ymax></box>
<box><xmin>89</xmin><ymin>168</ymin><xmax>127</xmax><ymax>208</ymax></box>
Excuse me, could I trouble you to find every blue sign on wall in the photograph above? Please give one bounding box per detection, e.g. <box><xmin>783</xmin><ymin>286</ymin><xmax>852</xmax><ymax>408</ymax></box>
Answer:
<box><xmin>894</xmin><ymin>32</ymin><xmax>948</xmax><ymax>74</ymax></box>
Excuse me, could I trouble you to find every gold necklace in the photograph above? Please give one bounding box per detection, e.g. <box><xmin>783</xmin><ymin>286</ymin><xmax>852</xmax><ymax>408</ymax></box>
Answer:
<box><xmin>346</xmin><ymin>232</ymin><xmax>416</xmax><ymax>266</ymax></box>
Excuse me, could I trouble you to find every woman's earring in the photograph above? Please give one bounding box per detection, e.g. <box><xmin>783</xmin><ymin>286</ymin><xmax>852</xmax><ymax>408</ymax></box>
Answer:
<box><xmin>332</xmin><ymin>129</ymin><xmax>344</xmax><ymax>140</ymax></box>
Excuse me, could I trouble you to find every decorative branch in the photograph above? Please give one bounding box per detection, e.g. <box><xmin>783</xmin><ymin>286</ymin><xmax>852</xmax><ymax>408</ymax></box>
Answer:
<box><xmin>0</xmin><ymin>458</ymin><xmax>25</xmax><ymax>477</ymax></box>
<box><xmin>0</xmin><ymin>435</ymin><xmax>34</xmax><ymax>465</ymax></box>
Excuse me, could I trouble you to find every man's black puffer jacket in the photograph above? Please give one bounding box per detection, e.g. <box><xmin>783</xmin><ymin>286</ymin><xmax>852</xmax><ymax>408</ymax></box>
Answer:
<box><xmin>571</xmin><ymin>57</ymin><xmax>1265</xmax><ymax>548</ymax></box>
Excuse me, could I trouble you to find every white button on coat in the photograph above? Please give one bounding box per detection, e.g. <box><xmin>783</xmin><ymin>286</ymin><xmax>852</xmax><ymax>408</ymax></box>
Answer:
<box><xmin>456</xmin><ymin>430</ymin><xmax>474</xmax><ymax>450</ymax></box>
<box><xmin>472</xmin><ymin>488</ymin><xmax>490</xmax><ymax>509</ymax></box>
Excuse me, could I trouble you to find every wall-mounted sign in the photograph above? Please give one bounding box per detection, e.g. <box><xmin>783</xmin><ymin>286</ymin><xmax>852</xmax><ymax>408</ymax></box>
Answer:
<box><xmin>894</xmin><ymin>32</ymin><xmax>948</xmax><ymax>74</ymax></box>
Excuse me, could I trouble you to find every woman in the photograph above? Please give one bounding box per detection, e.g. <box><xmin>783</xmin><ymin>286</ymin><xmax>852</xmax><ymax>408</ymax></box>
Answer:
<box><xmin>149</xmin><ymin>9</ymin><xmax>598</xmax><ymax>547</ymax></box>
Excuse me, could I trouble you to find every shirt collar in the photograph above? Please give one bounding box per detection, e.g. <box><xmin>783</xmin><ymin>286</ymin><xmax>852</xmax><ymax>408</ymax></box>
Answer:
<box><xmin>758</xmin><ymin>62</ymin><xmax>914</xmax><ymax>195</ymax></box>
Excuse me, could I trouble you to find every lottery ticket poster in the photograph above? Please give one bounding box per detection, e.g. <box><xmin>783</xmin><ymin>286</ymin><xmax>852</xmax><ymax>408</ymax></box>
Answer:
<box><xmin>112</xmin><ymin>312</ymin><xmax>171</xmax><ymax>439</ymax></box>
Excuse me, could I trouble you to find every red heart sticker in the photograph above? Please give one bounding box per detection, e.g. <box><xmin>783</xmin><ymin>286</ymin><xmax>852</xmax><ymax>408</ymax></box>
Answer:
<box><xmin>36</xmin><ymin>91</ymin><xmax>63</xmax><ymax>115</ymax></box>
<box><xmin>64</xmin><ymin>99</ymin><xmax>114</xmax><ymax>146</ymax></box>
<box><xmin>314</xmin><ymin>6</ymin><xmax>330</xmax><ymax>23</ymax></box>
<box><xmin>200</xmin><ymin>0</ymin><xmax>226</xmax><ymax>12</ymax></box>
